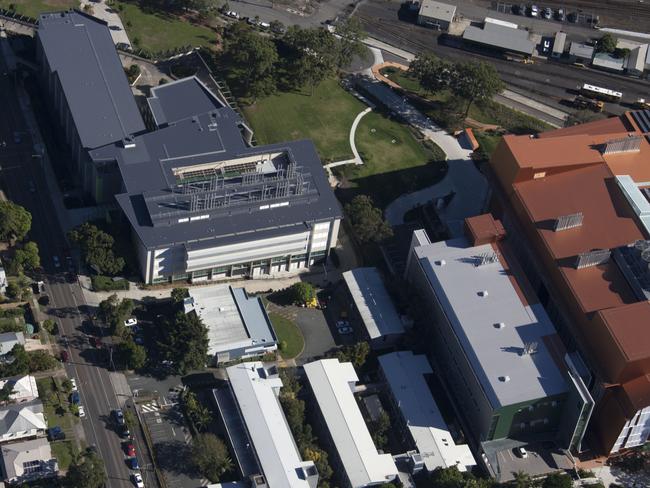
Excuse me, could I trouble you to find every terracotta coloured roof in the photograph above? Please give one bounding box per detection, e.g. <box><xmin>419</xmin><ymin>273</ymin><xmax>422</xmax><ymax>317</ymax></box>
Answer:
<box><xmin>602</xmin><ymin>138</ymin><xmax>650</xmax><ymax>182</ymax></box>
<box><xmin>560</xmin><ymin>262</ymin><xmax>637</xmax><ymax>314</ymax></box>
<box><xmin>538</xmin><ymin>114</ymin><xmax>632</xmax><ymax>139</ymax></box>
<box><xmin>513</xmin><ymin>163</ymin><xmax>644</xmax><ymax>260</ymax></box>
<box><xmin>621</xmin><ymin>374</ymin><xmax>650</xmax><ymax>412</ymax></box>
<box><xmin>597</xmin><ymin>302</ymin><xmax>650</xmax><ymax>362</ymax></box>
<box><xmin>502</xmin><ymin>134</ymin><xmax>603</xmax><ymax>170</ymax></box>
<box><xmin>465</xmin><ymin>214</ymin><xmax>505</xmax><ymax>245</ymax></box>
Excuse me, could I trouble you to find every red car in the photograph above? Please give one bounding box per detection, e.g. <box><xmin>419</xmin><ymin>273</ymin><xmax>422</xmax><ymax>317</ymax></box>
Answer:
<box><xmin>90</xmin><ymin>337</ymin><xmax>103</xmax><ymax>348</ymax></box>
<box><xmin>61</xmin><ymin>350</ymin><xmax>69</xmax><ymax>362</ymax></box>
<box><xmin>125</xmin><ymin>443</ymin><xmax>135</xmax><ymax>457</ymax></box>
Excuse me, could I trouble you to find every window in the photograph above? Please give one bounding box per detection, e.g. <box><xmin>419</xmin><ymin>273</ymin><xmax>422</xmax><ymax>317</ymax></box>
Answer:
<box><xmin>192</xmin><ymin>269</ymin><xmax>209</xmax><ymax>278</ymax></box>
<box><xmin>213</xmin><ymin>266</ymin><xmax>230</xmax><ymax>274</ymax></box>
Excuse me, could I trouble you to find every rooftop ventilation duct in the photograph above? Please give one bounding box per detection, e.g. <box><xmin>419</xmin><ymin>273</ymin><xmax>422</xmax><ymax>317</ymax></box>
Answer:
<box><xmin>602</xmin><ymin>135</ymin><xmax>642</xmax><ymax>155</ymax></box>
<box><xmin>498</xmin><ymin>375</ymin><xmax>510</xmax><ymax>382</ymax></box>
<box><xmin>554</xmin><ymin>212</ymin><xmax>583</xmax><ymax>231</ymax></box>
<box><xmin>575</xmin><ymin>249</ymin><xmax>611</xmax><ymax>269</ymax></box>
<box><xmin>478</xmin><ymin>290</ymin><xmax>489</xmax><ymax>297</ymax></box>
<box><xmin>122</xmin><ymin>136</ymin><xmax>136</xmax><ymax>149</ymax></box>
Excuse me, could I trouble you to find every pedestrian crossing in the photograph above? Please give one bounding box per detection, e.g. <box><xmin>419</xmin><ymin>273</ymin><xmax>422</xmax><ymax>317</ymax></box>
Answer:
<box><xmin>139</xmin><ymin>401</ymin><xmax>160</xmax><ymax>413</ymax></box>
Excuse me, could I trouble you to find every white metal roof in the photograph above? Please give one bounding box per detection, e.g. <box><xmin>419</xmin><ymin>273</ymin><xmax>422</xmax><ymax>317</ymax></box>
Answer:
<box><xmin>418</xmin><ymin>0</ymin><xmax>457</xmax><ymax>23</ymax></box>
<box><xmin>226</xmin><ymin>363</ymin><xmax>317</xmax><ymax>488</ymax></box>
<box><xmin>185</xmin><ymin>285</ymin><xmax>275</xmax><ymax>355</ymax></box>
<box><xmin>303</xmin><ymin>359</ymin><xmax>398</xmax><ymax>488</ymax></box>
<box><xmin>414</xmin><ymin>238</ymin><xmax>568</xmax><ymax>408</ymax></box>
<box><xmin>0</xmin><ymin>376</ymin><xmax>38</xmax><ymax>402</ymax></box>
<box><xmin>342</xmin><ymin>268</ymin><xmax>405</xmax><ymax>340</ymax></box>
<box><xmin>378</xmin><ymin>351</ymin><xmax>476</xmax><ymax>472</ymax></box>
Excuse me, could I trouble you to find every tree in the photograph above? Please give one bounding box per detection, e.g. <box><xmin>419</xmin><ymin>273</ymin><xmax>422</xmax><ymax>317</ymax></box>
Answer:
<box><xmin>183</xmin><ymin>390</ymin><xmax>211</xmax><ymax>432</ymax></box>
<box><xmin>335</xmin><ymin>17</ymin><xmax>366</xmax><ymax>68</ymax></box>
<box><xmin>512</xmin><ymin>470</ymin><xmax>533</xmax><ymax>488</ymax></box>
<box><xmin>281</xmin><ymin>26</ymin><xmax>339</xmax><ymax>94</ymax></box>
<box><xmin>61</xmin><ymin>379</ymin><xmax>73</xmax><ymax>393</ymax></box>
<box><xmin>1</xmin><ymin>344</ymin><xmax>29</xmax><ymax>377</ymax></box>
<box><xmin>336</xmin><ymin>341</ymin><xmax>370</xmax><ymax>369</ymax></box>
<box><xmin>302</xmin><ymin>446</ymin><xmax>333</xmax><ymax>480</ymax></box>
<box><xmin>157</xmin><ymin>310</ymin><xmax>208</xmax><ymax>374</ymax></box>
<box><xmin>124</xmin><ymin>409</ymin><xmax>136</xmax><ymax>431</ymax></box>
<box><xmin>564</xmin><ymin>110</ymin><xmax>606</xmax><ymax>127</ymax></box>
<box><xmin>371</xmin><ymin>410</ymin><xmax>390</xmax><ymax>449</ymax></box>
<box><xmin>42</xmin><ymin>319</ymin><xmax>57</xmax><ymax>335</ymax></box>
<box><xmin>65</xmin><ymin>450</ymin><xmax>107</xmax><ymax>488</ymax></box>
<box><xmin>190</xmin><ymin>433</ymin><xmax>233</xmax><ymax>483</ymax></box>
<box><xmin>0</xmin><ymin>201</ymin><xmax>31</xmax><ymax>242</ymax></box>
<box><xmin>68</xmin><ymin>223</ymin><xmax>125</xmax><ymax>276</ymax></box>
<box><xmin>98</xmin><ymin>295</ymin><xmax>134</xmax><ymax>337</ymax></box>
<box><xmin>596</xmin><ymin>33</ymin><xmax>617</xmax><ymax>53</ymax></box>
<box><xmin>0</xmin><ymin>382</ymin><xmax>15</xmax><ymax>403</ymax></box>
<box><xmin>542</xmin><ymin>473</ymin><xmax>572</xmax><ymax>488</ymax></box>
<box><xmin>12</xmin><ymin>241</ymin><xmax>40</xmax><ymax>273</ymax></box>
<box><xmin>222</xmin><ymin>22</ymin><xmax>279</xmax><ymax>100</ymax></box>
<box><xmin>451</xmin><ymin>61</ymin><xmax>504</xmax><ymax>117</ymax></box>
<box><xmin>171</xmin><ymin>287</ymin><xmax>189</xmax><ymax>305</ymax></box>
<box><xmin>27</xmin><ymin>350</ymin><xmax>58</xmax><ymax>372</ymax></box>
<box><xmin>409</xmin><ymin>53</ymin><xmax>454</xmax><ymax>94</ymax></box>
<box><xmin>5</xmin><ymin>282</ymin><xmax>20</xmax><ymax>300</ymax></box>
<box><xmin>117</xmin><ymin>339</ymin><xmax>146</xmax><ymax>370</ymax></box>
<box><xmin>289</xmin><ymin>282</ymin><xmax>316</xmax><ymax>304</ymax></box>
<box><xmin>344</xmin><ymin>195</ymin><xmax>393</xmax><ymax>244</ymax></box>
<box><xmin>269</xmin><ymin>20</ymin><xmax>284</xmax><ymax>35</ymax></box>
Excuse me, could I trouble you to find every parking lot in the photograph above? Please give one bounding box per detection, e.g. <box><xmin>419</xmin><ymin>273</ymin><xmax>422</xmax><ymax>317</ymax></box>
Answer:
<box><xmin>486</xmin><ymin>440</ymin><xmax>573</xmax><ymax>482</ymax></box>
<box><xmin>495</xmin><ymin>2</ymin><xmax>597</xmax><ymax>25</ymax></box>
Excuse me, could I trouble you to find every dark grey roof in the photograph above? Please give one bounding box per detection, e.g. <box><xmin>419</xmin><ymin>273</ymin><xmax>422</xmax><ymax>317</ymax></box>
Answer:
<box><xmin>463</xmin><ymin>23</ymin><xmax>535</xmax><ymax>56</ymax></box>
<box><xmin>147</xmin><ymin>77</ymin><xmax>225</xmax><ymax>127</ymax></box>
<box><xmin>37</xmin><ymin>10</ymin><xmax>146</xmax><ymax>149</ymax></box>
<box><xmin>90</xmin><ymin>80</ymin><xmax>341</xmax><ymax>250</ymax></box>
<box><xmin>232</xmin><ymin>288</ymin><xmax>277</xmax><ymax>345</ymax></box>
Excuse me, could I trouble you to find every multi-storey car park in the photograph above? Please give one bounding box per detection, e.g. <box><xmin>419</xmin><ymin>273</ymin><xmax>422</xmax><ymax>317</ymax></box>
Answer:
<box><xmin>36</xmin><ymin>10</ymin><xmax>341</xmax><ymax>284</ymax></box>
<box><xmin>488</xmin><ymin>109</ymin><xmax>650</xmax><ymax>457</ymax></box>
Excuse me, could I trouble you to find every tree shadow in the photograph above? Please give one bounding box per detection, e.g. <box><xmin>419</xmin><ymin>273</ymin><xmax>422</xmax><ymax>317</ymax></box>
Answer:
<box><xmin>154</xmin><ymin>440</ymin><xmax>197</xmax><ymax>477</ymax></box>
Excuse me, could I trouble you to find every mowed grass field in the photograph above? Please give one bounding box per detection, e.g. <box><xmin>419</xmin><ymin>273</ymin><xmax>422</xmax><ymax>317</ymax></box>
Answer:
<box><xmin>0</xmin><ymin>0</ymin><xmax>78</xmax><ymax>18</ymax></box>
<box><xmin>243</xmin><ymin>78</ymin><xmax>366</xmax><ymax>163</ymax></box>
<box><xmin>268</xmin><ymin>312</ymin><xmax>304</xmax><ymax>360</ymax></box>
<box><xmin>341</xmin><ymin>110</ymin><xmax>447</xmax><ymax>207</ymax></box>
<box><xmin>114</xmin><ymin>1</ymin><xmax>216</xmax><ymax>52</ymax></box>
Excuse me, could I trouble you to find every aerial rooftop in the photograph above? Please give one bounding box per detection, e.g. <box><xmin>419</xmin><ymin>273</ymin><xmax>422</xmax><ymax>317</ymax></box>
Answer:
<box><xmin>342</xmin><ymin>268</ymin><xmax>405</xmax><ymax>340</ymax></box>
<box><xmin>378</xmin><ymin>351</ymin><xmax>476</xmax><ymax>472</ymax></box>
<box><xmin>226</xmin><ymin>363</ymin><xmax>317</xmax><ymax>488</ymax></box>
<box><xmin>37</xmin><ymin>10</ymin><xmax>145</xmax><ymax>148</ymax></box>
<box><xmin>414</xmin><ymin>238</ymin><xmax>568</xmax><ymax>408</ymax></box>
<box><xmin>184</xmin><ymin>285</ymin><xmax>276</xmax><ymax>356</ymax></box>
<box><xmin>303</xmin><ymin>359</ymin><xmax>398</xmax><ymax>488</ymax></box>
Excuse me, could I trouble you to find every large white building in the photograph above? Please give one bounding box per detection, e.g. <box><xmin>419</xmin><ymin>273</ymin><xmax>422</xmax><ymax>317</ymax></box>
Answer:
<box><xmin>223</xmin><ymin>362</ymin><xmax>318</xmax><ymax>488</ymax></box>
<box><xmin>184</xmin><ymin>285</ymin><xmax>277</xmax><ymax>363</ymax></box>
<box><xmin>303</xmin><ymin>359</ymin><xmax>398</xmax><ymax>488</ymax></box>
<box><xmin>378</xmin><ymin>351</ymin><xmax>476</xmax><ymax>473</ymax></box>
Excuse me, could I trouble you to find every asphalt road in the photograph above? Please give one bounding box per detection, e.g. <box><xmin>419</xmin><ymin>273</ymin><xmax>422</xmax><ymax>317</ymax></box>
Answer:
<box><xmin>0</xmin><ymin>38</ymin><xmax>154</xmax><ymax>488</ymax></box>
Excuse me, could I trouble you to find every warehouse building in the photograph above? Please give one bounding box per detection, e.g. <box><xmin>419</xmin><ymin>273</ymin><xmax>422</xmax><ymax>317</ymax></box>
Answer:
<box><xmin>342</xmin><ymin>268</ymin><xmax>405</xmax><ymax>349</ymax></box>
<box><xmin>304</xmin><ymin>359</ymin><xmax>398</xmax><ymax>488</ymax></box>
<box><xmin>417</xmin><ymin>0</ymin><xmax>456</xmax><ymax>31</ymax></box>
<box><xmin>217</xmin><ymin>362</ymin><xmax>319</xmax><ymax>488</ymax></box>
<box><xmin>378</xmin><ymin>351</ymin><xmax>476</xmax><ymax>473</ymax></box>
<box><xmin>462</xmin><ymin>20</ymin><xmax>535</xmax><ymax>57</ymax></box>
<box><xmin>37</xmin><ymin>11</ymin><xmax>342</xmax><ymax>284</ymax></box>
<box><xmin>184</xmin><ymin>285</ymin><xmax>277</xmax><ymax>363</ymax></box>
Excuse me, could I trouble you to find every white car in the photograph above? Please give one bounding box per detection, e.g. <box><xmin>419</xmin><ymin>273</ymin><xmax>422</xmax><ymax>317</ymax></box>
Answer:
<box><xmin>515</xmin><ymin>446</ymin><xmax>528</xmax><ymax>458</ymax></box>
<box><xmin>124</xmin><ymin>318</ymin><xmax>138</xmax><ymax>327</ymax></box>
<box><xmin>70</xmin><ymin>378</ymin><xmax>78</xmax><ymax>392</ymax></box>
<box><xmin>78</xmin><ymin>405</ymin><xmax>86</xmax><ymax>418</ymax></box>
<box><xmin>529</xmin><ymin>5</ymin><xmax>539</xmax><ymax>17</ymax></box>
<box><xmin>225</xmin><ymin>10</ymin><xmax>239</xmax><ymax>19</ymax></box>
<box><xmin>131</xmin><ymin>473</ymin><xmax>145</xmax><ymax>488</ymax></box>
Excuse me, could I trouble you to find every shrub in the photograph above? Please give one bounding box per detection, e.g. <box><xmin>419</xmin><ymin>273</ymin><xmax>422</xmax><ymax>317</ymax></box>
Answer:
<box><xmin>91</xmin><ymin>276</ymin><xmax>130</xmax><ymax>292</ymax></box>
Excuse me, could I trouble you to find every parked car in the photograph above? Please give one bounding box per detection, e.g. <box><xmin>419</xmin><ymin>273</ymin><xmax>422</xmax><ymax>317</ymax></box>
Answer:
<box><xmin>225</xmin><ymin>10</ymin><xmax>239</xmax><ymax>19</ymax></box>
<box><xmin>118</xmin><ymin>424</ymin><xmax>131</xmax><ymax>439</ymax></box>
<box><xmin>128</xmin><ymin>457</ymin><xmax>140</xmax><ymax>470</ymax></box>
<box><xmin>336</xmin><ymin>320</ymin><xmax>349</xmax><ymax>328</ymax></box>
<box><xmin>541</xmin><ymin>39</ymin><xmax>551</xmax><ymax>54</ymax></box>
<box><xmin>70</xmin><ymin>391</ymin><xmax>80</xmax><ymax>405</ymax></box>
<box><xmin>113</xmin><ymin>409</ymin><xmax>126</xmax><ymax>426</ymax></box>
<box><xmin>542</xmin><ymin>7</ymin><xmax>552</xmax><ymax>19</ymax></box>
<box><xmin>61</xmin><ymin>350</ymin><xmax>70</xmax><ymax>362</ymax></box>
<box><xmin>124</xmin><ymin>318</ymin><xmax>138</xmax><ymax>327</ymax></box>
<box><xmin>131</xmin><ymin>473</ymin><xmax>145</xmax><ymax>488</ymax></box>
<box><xmin>38</xmin><ymin>295</ymin><xmax>50</xmax><ymax>306</ymax></box>
<box><xmin>70</xmin><ymin>378</ymin><xmax>78</xmax><ymax>392</ymax></box>
<box><xmin>515</xmin><ymin>446</ymin><xmax>528</xmax><ymax>458</ymax></box>
<box><xmin>125</xmin><ymin>443</ymin><xmax>136</xmax><ymax>457</ymax></box>
<box><xmin>337</xmin><ymin>326</ymin><xmax>354</xmax><ymax>335</ymax></box>
<box><xmin>529</xmin><ymin>5</ymin><xmax>539</xmax><ymax>17</ymax></box>
<box><xmin>90</xmin><ymin>337</ymin><xmax>103</xmax><ymax>348</ymax></box>
<box><xmin>134</xmin><ymin>336</ymin><xmax>144</xmax><ymax>345</ymax></box>
<box><xmin>78</xmin><ymin>405</ymin><xmax>86</xmax><ymax>418</ymax></box>
<box><xmin>259</xmin><ymin>22</ymin><xmax>270</xmax><ymax>29</ymax></box>
<box><xmin>53</xmin><ymin>256</ymin><xmax>60</xmax><ymax>268</ymax></box>
<box><xmin>556</xmin><ymin>8</ymin><xmax>566</xmax><ymax>21</ymax></box>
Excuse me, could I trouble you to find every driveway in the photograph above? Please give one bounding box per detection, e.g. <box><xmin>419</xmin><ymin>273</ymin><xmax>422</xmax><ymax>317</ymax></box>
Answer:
<box><xmin>353</xmin><ymin>76</ymin><xmax>489</xmax><ymax>235</ymax></box>
<box><xmin>294</xmin><ymin>308</ymin><xmax>337</xmax><ymax>363</ymax></box>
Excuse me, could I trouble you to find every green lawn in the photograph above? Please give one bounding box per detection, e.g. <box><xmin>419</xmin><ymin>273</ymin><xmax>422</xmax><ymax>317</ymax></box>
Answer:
<box><xmin>0</xmin><ymin>0</ymin><xmax>78</xmax><ymax>18</ymax></box>
<box><xmin>268</xmin><ymin>312</ymin><xmax>304</xmax><ymax>360</ymax></box>
<box><xmin>114</xmin><ymin>1</ymin><xmax>216</xmax><ymax>52</ymax></box>
<box><xmin>340</xmin><ymin>110</ymin><xmax>447</xmax><ymax>208</ymax></box>
<box><xmin>51</xmin><ymin>440</ymin><xmax>78</xmax><ymax>471</ymax></box>
<box><xmin>37</xmin><ymin>377</ymin><xmax>77</xmax><ymax>431</ymax></box>
<box><xmin>379</xmin><ymin>66</ymin><xmax>421</xmax><ymax>93</ymax></box>
<box><xmin>243</xmin><ymin>78</ymin><xmax>366</xmax><ymax>163</ymax></box>
<box><xmin>475</xmin><ymin>131</ymin><xmax>503</xmax><ymax>159</ymax></box>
